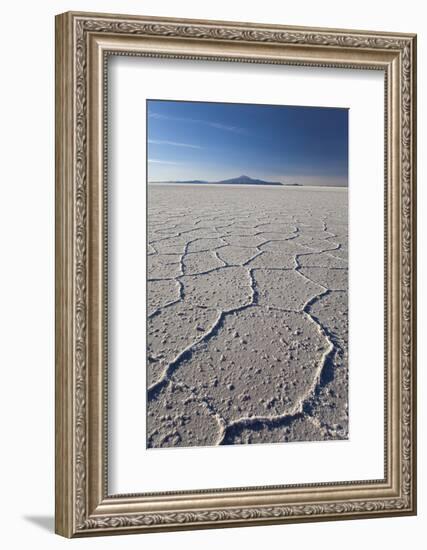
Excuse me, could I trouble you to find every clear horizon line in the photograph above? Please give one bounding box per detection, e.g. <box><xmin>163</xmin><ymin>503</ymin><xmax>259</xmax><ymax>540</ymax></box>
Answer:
<box><xmin>147</xmin><ymin>174</ymin><xmax>348</xmax><ymax>185</ymax></box>
<box><xmin>147</xmin><ymin>180</ymin><xmax>348</xmax><ymax>187</ymax></box>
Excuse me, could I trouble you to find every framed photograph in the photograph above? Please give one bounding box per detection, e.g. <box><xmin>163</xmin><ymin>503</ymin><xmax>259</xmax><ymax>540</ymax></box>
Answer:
<box><xmin>55</xmin><ymin>11</ymin><xmax>417</xmax><ymax>537</ymax></box>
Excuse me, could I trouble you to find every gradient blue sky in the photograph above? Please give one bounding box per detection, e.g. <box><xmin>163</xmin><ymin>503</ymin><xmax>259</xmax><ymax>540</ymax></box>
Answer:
<box><xmin>147</xmin><ymin>100</ymin><xmax>348</xmax><ymax>186</ymax></box>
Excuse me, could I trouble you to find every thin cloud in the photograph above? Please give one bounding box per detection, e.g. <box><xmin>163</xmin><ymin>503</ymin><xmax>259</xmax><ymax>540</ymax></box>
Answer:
<box><xmin>148</xmin><ymin>112</ymin><xmax>248</xmax><ymax>135</ymax></box>
<box><xmin>208</xmin><ymin>122</ymin><xmax>242</xmax><ymax>133</ymax></box>
<box><xmin>148</xmin><ymin>139</ymin><xmax>201</xmax><ymax>149</ymax></box>
<box><xmin>148</xmin><ymin>159</ymin><xmax>181</xmax><ymax>165</ymax></box>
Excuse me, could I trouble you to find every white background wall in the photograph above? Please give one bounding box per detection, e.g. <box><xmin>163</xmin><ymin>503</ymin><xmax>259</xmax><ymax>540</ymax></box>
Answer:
<box><xmin>0</xmin><ymin>1</ymin><xmax>424</xmax><ymax>548</ymax></box>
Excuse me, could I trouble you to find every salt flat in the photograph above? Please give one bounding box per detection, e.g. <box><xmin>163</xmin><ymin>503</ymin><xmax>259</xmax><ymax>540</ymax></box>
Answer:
<box><xmin>147</xmin><ymin>184</ymin><xmax>348</xmax><ymax>448</ymax></box>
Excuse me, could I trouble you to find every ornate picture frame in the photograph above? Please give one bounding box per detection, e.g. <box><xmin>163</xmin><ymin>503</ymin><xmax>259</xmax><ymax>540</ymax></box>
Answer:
<box><xmin>55</xmin><ymin>11</ymin><xmax>417</xmax><ymax>537</ymax></box>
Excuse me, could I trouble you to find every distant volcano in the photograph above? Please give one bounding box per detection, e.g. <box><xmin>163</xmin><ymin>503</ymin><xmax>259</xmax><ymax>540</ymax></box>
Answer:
<box><xmin>216</xmin><ymin>175</ymin><xmax>283</xmax><ymax>185</ymax></box>
<box><xmin>150</xmin><ymin>175</ymin><xmax>290</xmax><ymax>186</ymax></box>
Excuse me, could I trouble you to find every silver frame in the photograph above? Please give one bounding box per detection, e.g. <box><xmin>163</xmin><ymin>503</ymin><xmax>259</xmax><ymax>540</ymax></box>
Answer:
<box><xmin>55</xmin><ymin>11</ymin><xmax>417</xmax><ymax>537</ymax></box>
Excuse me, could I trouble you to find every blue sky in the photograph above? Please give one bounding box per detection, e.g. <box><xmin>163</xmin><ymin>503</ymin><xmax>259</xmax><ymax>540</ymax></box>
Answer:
<box><xmin>147</xmin><ymin>100</ymin><xmax>348</xmax><ymax>186</ymax></box>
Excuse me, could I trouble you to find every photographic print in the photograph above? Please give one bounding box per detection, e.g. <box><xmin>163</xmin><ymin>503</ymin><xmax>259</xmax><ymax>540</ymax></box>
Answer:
<box><xmin>146</xmin><ymin>99</ymin><xmax>349</xmax><ymax>449</ymax></box>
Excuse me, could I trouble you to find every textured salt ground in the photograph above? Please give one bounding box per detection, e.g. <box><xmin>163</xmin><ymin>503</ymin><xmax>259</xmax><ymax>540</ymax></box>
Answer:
<box><xmin>147</xmin><ymin>184</ymin><xmax>348</xmax><ymax>448</ymax></box>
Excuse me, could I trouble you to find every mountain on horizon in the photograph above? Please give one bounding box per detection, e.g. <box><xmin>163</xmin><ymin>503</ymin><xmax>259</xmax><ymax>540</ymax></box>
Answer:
<box><xmin>217</xmin><ymin>175</ymin><xmax>283</xmax><ymax>186</ymax></box>
<box><xmin>150</xmin><ymin>174</ymin><xmax>289</xmax><ymax>186</ymax></box>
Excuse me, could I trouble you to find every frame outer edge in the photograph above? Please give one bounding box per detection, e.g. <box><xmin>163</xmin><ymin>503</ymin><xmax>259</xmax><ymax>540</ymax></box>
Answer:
<box><xmin>413</xmin><ymin>34</ymin><xmax>417</xmax><ymax>514</ymax></box>
<box><xmin>399</xmin><ymin>35</ymin><xmax>416</xmax><ymax>514</ymax></box>
<box><xmin>62</xmin><ymin>10</ymin><xmax>417</xmax><ymax>40</ymax></box>
<box><xmin>409</xmin><ymin>34</ymin><xmax>417</xmax><ymax>514</ymax></box>
<box><xmin>55</xmin><ymin>12</ymin><xmax>75</xmax><ymax>538</ymax></box>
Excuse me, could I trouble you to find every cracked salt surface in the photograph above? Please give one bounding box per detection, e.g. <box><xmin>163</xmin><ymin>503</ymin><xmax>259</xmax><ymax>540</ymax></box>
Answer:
<box><xmin>147</xmin><ymin>185</ymin><xmax>348</xmax><ymax>448</ymax></box>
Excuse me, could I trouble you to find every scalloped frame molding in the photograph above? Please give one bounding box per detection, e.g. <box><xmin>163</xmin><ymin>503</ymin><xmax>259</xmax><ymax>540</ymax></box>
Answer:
<box><xmin>55</xmin><ymin>11</ymin><xmax>416</xmax><ymax>538</ymax></box>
